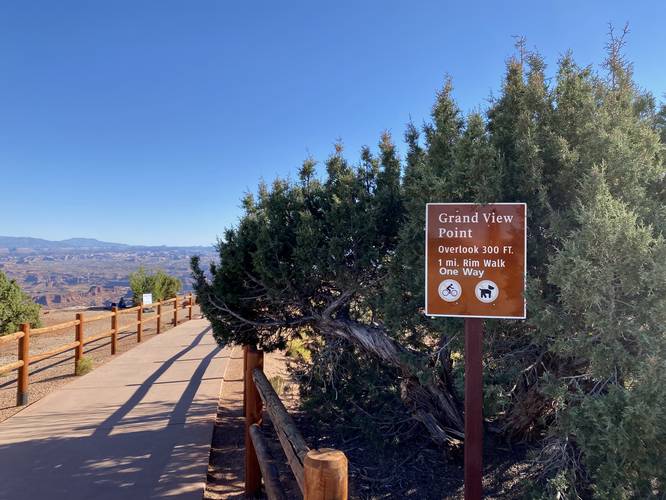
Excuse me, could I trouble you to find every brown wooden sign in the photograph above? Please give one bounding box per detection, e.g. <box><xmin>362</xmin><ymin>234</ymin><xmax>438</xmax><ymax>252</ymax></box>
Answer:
<box><xmin>425</xmin><ymin>203</ymin><xmax>526</xmax><ymax>319</ymax></box>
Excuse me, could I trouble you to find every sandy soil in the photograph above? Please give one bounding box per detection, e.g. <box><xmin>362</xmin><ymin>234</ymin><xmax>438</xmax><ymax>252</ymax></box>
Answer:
<box><xmin>0</xmin><ymin>302</ymin><xmax>200</xmax><ymax>422</ymax></box>
<box><xmin>204</xmin><ymin>345</ymin><xmax>245</xmax><ymax>499</ymax></box>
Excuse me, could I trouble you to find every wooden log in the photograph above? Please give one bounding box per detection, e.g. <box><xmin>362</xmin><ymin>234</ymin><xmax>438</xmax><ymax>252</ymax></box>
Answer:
<box><xmin>173</xmin><ymin>296</ymin><xmax>179</xmax><ymax>326</ymax></box>
<box><xmin>249</xmin><ymin>423</ymin><xmax>289</xmax><ymax>500</ymax></box>
<box><xmin>17</xmin><ymin>323</ymin><xmax>30</xmax><ymax>405</ymax></box>
<box><xmin>31</xmin><ymin>319</ymin><xmax>80</xmax><ymax>335</ymax></box>
<box><xmin>0</xmin><ymin>360</ymin><xmax>24</xmax><ymax>376</ymax></box>
<box><xmin>253</xmin><ymin>368</ymin><xmax>309</xmax><ymax>493</ymax></box>
<box><xmin>113</xmin><ymin>306</ymin><xmax>140</xmax><ymax>314</ymax></box>
<box><xmin>85</xmin><ymin>311</ymin><xmax>114</xmax><ymax>322</ymax></box>
<box><xmin>75</xmin><ymin>313</ymin><xmax>84</xmax><ymax>374</ymax></box>
<box><xmin>157</xmin><ymin>303</ymin><xmax>162</xmax><ymax>334</ymax></box>
<box><xmin>0</xmin><ymin>330</ymin><xmax>25</xmax><ymax>345</ymax></box>
<box><xmin>30</xmin><ymin>341</ymin><xmax>81</xmax><ymax>364</ymax></box>
<box><xmin>319</xmin><ymin>317</ymin><xmax>464</xmax><ymax>444</ymax></box>
<box><xmin>304</xmin><ymin>449</ymin><xmax>348</xmax><ymax>500</ymax></box>
<box><xmin>83</xmin><ymin>329</ymin><xmax>115</xmax><ymax>345</ymax></box>
<box><xmin>243</xmin><ymin>345</ymin><xmax>248</xmax><ymax>417</ymax></box>
<box><xmin>111</xmin><ymin>306</ymin><xmax>118</xmax><ymax>355</ymax></box>
<box><xmin>137</xmin><ymin>307</ymin><xmax>143</xmax><ymax>343</ymax></box>
<box><xmin>245</xmin><ymin>346</ymin><xmax>264</xmax><ymax>497</ymax></box>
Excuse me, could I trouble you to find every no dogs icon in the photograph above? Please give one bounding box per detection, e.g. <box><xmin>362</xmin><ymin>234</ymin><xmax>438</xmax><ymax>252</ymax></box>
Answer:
<box><xmin>475</xmin><ymin>280</ymin><xmax>499</xmax><ymax>303</ymax></box>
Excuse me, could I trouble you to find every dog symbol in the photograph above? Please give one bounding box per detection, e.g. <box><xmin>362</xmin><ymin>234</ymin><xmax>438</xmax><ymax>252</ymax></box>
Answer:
<box><xmin>479</xmin><ymin>285</ymin><xmax>495</xmax><ymax>299</ymax></box>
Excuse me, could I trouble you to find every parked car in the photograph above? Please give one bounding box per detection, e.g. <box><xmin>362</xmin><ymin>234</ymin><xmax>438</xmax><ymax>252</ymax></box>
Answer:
<box><xmin>109</xmin><ymin>297</ymin><xmax>130</xmax><ymax>310</ymax></box>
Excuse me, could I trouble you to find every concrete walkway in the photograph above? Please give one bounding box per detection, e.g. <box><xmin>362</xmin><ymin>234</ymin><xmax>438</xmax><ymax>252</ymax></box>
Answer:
<box><xmin>0</xmin><ymin>319</ymin><xmax>231</xmax><ymax>499</ymax></box>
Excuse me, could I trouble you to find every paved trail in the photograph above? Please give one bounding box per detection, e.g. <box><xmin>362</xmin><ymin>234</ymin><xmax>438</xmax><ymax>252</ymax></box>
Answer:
<box><xmin>0</xmin><ymin>319</ymin><xmax>231</xmax><ymax>499</ymax></box>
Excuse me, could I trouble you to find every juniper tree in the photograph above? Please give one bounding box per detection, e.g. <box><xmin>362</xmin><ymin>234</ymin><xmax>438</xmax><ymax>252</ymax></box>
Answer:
<box><xmin>481</xmin><ymin>32</ymin><xmax>666</xmax><ymax>496</ymax></box>
<box><xmin>129</xmin><ymin>267</ymin><xmax>181</xmax><ymax>305</ymax></box>
<box><xmin>193</xmin><ymin>134</ymin><xmax>465</xmax><ymax>443</ymax></box>
<box><xmin>0</xmin><ymin>271</ymin><xmax>40</xmax><ymax>335</ymax></box>
<box><xmin>192</xmin><ymin>31</ymin><xmax>666</xmax><ymax>496</ymax></box>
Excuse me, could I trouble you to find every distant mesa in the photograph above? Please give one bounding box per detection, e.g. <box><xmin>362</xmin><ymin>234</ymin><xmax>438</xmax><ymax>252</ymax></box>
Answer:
<box><xmin>0</xmin><ymin>235</ymin><xmax>213</xmax><ymax>252</ymax></box>
<box><xmin>0</xmin><ymin>236</ymin><xmax>126</xmax><ymax>250</ymax></box>
<box><xmin>1</xmin><ymin>235</ymin><xmax>212</xmax><ymax>310</ymax></box>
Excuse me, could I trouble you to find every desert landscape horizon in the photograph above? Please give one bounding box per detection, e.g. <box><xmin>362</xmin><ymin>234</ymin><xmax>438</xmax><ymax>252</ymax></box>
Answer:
<box><xmin>0</xmin><ymin>234</ymin><xmax>216</xmax><ymax>309</ymax></box>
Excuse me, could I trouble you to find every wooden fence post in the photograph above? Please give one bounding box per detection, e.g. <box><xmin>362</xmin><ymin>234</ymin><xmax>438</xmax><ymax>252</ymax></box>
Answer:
<box><xmin>304</xmin><ymin>449</ymin><xmax>348</xmax><ymax>500</ymax></box>
<box><xmin>173</xmin><ymin>297</ymin><xmax>179</xmax><ymax>326</ymax></box>
<box><xmin>137</xmin><ymin>307</ymin><xmax>143</xmax><ymax>342</ymax></box>
<box><xmin>17</xmin><ymin>323</ymin><xmax>30</xmax><ymax>406</ymax></box>
<box><xmin>188</xmin><ymin>292</ymin><xmax>193</xmax><ymax>321</ymax></box>
<box><xmin>244</xmin><ymin>345</ymin><xmax>264</xmax><ymax>497</ymax></box>
<box><xmin>111</xmin><ymin>306</ymin><xmax>118</xmax><ymax>355</ymax></box>
<box><xmin>156</xmin><ymin>303</ymin><xmax>162</xmax><ymax>334</ymax></box>
<box><xmin>75</xmin><ymin>313</ymin><xmax>84</xmax><ymax>373</ymax></box>
<box><xmin>243</xmin><ymin>345</ymin><xmax>248</xmax><ymax>417</ymax></box>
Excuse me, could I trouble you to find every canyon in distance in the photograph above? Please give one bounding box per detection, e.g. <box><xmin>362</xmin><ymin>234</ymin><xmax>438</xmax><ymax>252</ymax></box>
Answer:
<box><xmin>0</xmin><ymin>235</ymin><xmax>216</xmax><ymax>309</ymax></box>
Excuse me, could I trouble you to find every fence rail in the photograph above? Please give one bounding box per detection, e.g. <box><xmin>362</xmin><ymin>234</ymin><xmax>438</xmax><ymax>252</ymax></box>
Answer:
<box><xmin>244</xmin><ymin>346</ymin><xmax>348</xmax><ymax>500</ymax></box>
<box><xmin>0</xmin><ymin>293</ymin><xmax>195</xmax><ymax>406</ymax></box>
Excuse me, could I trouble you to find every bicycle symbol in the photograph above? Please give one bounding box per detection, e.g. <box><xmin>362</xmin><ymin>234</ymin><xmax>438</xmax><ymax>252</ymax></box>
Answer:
<box><xmin>438</xmin><ymin>279</ymin><xmax>461</xmax><ymax>302</ymax></box>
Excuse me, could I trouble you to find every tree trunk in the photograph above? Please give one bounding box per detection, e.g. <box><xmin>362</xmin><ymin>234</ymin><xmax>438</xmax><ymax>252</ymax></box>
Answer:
<box><xmin>317</xmin><ymin>317</ymin><xmax>464</xmax><ymax>445</ymax></box>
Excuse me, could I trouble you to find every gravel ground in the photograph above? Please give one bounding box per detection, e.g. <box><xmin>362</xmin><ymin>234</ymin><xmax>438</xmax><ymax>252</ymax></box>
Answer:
<box><xmin>0</xmin><ymin>302</ymin><xmax>201</xmax><ymax>423</ymax></box>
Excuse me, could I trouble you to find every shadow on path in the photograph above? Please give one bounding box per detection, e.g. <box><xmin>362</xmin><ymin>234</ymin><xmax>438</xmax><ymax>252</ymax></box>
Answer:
<box><xmin>0</xmin><ymin>324</ymin><xmax>226</xmax><ymax>499</ymax></box>
<box><xmin>92</xmin><ymin>326</ymin><xmax>212</xmax><ymax>437</ymax></box>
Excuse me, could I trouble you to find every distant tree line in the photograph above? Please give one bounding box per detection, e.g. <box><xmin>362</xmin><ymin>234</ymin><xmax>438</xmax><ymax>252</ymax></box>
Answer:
<box><xmin>193</xmin><ymin>29</ymin><xmax>665</xmax><ymax>498</ymax></box>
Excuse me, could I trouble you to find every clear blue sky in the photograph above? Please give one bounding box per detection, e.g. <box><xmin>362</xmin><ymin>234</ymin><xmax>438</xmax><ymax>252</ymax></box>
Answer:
<box><xmin>1</xmin><ymin>1</ymin><xmax>664</xmax><ymax>246</ymax></box>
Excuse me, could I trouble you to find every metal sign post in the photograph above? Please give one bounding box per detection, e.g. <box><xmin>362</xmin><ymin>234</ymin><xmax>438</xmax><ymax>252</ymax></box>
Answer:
<box><xmin>464</xmin><ymin>318</ymin><xmax>483</xmax><ymax>500</ymax></box>
<box><xmin>425</xmin><ymin>203</ymin><xmax>527</xmax><ymax>499</ymax></box>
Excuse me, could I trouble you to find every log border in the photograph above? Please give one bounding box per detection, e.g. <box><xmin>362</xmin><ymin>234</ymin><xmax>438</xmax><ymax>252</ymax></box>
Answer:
<box><xmin>244</xmin><ymin>346</ymin><xmax>348</xmax><ymax>500</ymax></box>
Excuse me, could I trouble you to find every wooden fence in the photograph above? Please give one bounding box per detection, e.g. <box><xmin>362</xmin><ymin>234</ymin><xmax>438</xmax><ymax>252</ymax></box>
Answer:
<box><xmin>0</xmin><ymin>293</ymin><xmax>195</xmax><ymax>406</ymax></box>
<box><xmin>244</xmin><ymin>346</ymin><xmax>348</xmax><ymax>500</ymax></box>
